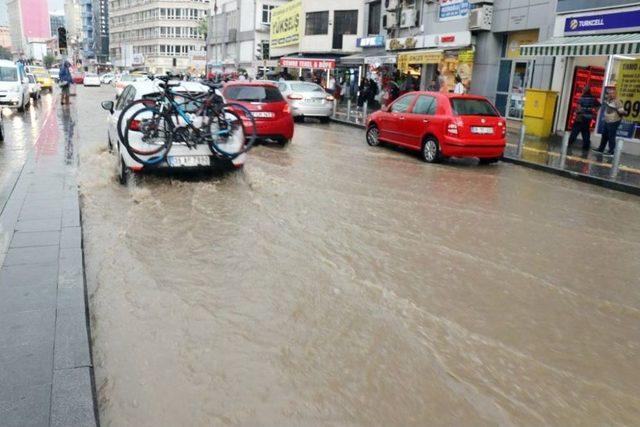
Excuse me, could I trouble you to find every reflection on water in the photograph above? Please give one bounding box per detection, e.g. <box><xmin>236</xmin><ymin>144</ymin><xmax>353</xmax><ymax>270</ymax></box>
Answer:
<box><xmin>76</xmin><ymin>87</ymin><xmax>640</xmax><ymax>426</ymax></box>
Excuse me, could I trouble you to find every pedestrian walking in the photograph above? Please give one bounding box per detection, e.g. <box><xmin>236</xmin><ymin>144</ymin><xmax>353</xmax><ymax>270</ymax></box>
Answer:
<box><xmin>594</xmin><ymin>86</ymin><xmax>627</xmax><ymax>156</ymax></box>
<box><xmin>568</xmin><ymin>85</ymin><xmax>600</xmax><ymax>151</ymax></box>
<box><xmin>59</xmin><ymin>61</ymin><xmax>74</xmax><ymax>106</ymax></box>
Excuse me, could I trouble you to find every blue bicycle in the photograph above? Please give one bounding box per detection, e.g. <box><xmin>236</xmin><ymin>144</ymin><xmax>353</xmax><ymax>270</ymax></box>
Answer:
<box><xmin>120</xmin><ymin>75</ymin><xmax>257</xmax><ymax>166</ymax></box>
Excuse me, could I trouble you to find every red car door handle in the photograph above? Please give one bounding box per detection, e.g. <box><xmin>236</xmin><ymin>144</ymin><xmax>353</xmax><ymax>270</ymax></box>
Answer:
<box><xmin>423</xmin><ymin>119</ymin><xmax>430</xmax><ymax>124</ymax></box>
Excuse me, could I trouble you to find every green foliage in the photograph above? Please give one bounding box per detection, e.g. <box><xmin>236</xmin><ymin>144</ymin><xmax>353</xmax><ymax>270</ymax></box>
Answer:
<box><xmin>43</xmin><ymin>54</ymin><xmax>55</xmax><ymax>69</ymax></box>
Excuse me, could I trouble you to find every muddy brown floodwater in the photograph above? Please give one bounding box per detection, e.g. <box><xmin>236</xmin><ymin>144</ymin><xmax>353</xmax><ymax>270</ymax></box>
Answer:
<box><xmin>77</xmin><ymin>86</ymin><xmax>640</xmax><ymax>426</ymax></box>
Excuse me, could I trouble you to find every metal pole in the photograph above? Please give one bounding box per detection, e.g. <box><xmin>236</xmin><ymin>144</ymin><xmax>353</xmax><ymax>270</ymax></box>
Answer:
<box><xmin>559</xmin><ymin>131</ymin><xmax>570</xmax><ymax>169</ymax></box>
<box><xmin>362</xmin><ymin>102</ymin><xmax>368</xmax><ymax>125</ymax></box>
<box><xmin>333</xmin><ymin>96</ymin><xmax>337</xmax><ymax>117</ymax></box>
<box><xmin>346</xmin><ymin>99</ymin><xmax>351</xmax><ymax>121</ymax></box>
<box><xmin>610</xmin><ymin>138</ymin><xmax>624</xmax><ymax>179</ymax></box>
<box><xmin>517</xmin><ymin>124</ymin><xmax>526</xmax><ymax>158</ymax></box>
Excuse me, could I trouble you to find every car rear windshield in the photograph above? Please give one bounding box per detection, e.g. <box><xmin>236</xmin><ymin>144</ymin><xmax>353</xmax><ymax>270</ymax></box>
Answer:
<box><xmin>290</xmin><ymin>83</ymin><xmax>324</xmax><ymax>93</ymax></box>
<box><xmin>450</xmin><ymin>98</ymin><xmax>499</xmax><ymax>117</ymax></box>
<box><xmin>225</xmin><ymin>85</ymin><xmax>284</xmax><ymax>102</ymax></box>
<box><xmin>0</xmin><ymin>67</ymin><xmax>17</xmax><ymax>82</ymax></box>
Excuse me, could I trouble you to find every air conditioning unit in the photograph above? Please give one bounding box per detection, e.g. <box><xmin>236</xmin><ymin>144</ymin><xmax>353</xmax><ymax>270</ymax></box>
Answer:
<box><xmin>384</xmin><ymin>0</ymin><xmax>399</xmax><ymax>10</ymax></box>
<box><xmin>383</xmin><ymin>12</ymin><xmax>397</xmax><ymax>29</ymax></box>
<box><xmin>468</xmin><ymin>5</ymin><xmax>492</xmax><ymax>31</ymax></box>
<box><xmin>400</xmin><ymin>8</ymin><xmax>416</xmax><ymax>28</ymax></box>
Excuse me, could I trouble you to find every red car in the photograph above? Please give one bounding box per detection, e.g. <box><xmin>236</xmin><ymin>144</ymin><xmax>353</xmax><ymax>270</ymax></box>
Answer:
<box><xmin>366</xmin><ymin>92</ymin><xmax>506</xmax><ymax>164</ymax></box>
<box><xmin>72</xmin><ymin>71</ymin><xmax>84</xmax><ymax>84</ymax></box>
<box><xmin>222</xmin><ymin>81</ymin><xmax>294</xmax><ymax>144</ymax></box>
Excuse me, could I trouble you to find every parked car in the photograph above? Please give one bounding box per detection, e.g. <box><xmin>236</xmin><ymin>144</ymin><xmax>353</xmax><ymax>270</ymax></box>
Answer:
<box><xmin>48</xmin><ymin>68</ymin><xmax>60</xmax><ymax>82</ymax></box>
<box><xmin>72</xmin><ymin>71</ymin><xmax>84</xmax><ymax>84</ymax></box>
<box><xmin>26</xmin><ymin>73</ymin><xmax>41</xmax><ymax>99</ymax></box>
<box><xmin>366</xmin><ymin>92</ymin><xmax>506</xmax><ymax>164</ymax></box>
<box><xmin>222</xmin><ymin>81</ymin><xmax>294</xmax><ymax>144</ymax></box>
<box><xmin>83</xmin><ymin>72</ymin><xmax>101</xmax><ymax>86</ymax></box>
<box><xmin>27</xmin><ymin>66</ymin><xmax>53</xmax><ymax>91</ymax></box>
<box><xmin>100</xmin><ymin>73</ymin><xmax>115</xmax><ymax>84</ymax></box>
<box><xmin>115</xmin><ymin>73</ymin><xmax>148</xmax><ymax>97</ymax></box>
<box><xmin>0</xmin><ymin>60</ymin><xmax>30</xmax><ymax>112</ymax></box>
<box><xmin>101</xmin><ymin>80</ymin><xmax>246</xmax><ymax>184</ymax></box>
<box><xmin>276</xmin><ymin>80</ymin><xmax>334</xmax><ymax>123</ymax></box>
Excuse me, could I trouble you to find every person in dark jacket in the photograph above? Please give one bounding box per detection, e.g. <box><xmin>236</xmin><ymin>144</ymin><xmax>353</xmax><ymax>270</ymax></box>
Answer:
<box><xmin>366</xmin><ymin>78</ymin><xmax>378</xmax><ymax>109</ymax></box>
<box><xmin>59</xmin><ymin>61</ymin><xmax>74</xmax><ymax>105</ymax></box>
<box><xmin>568</xmin><ymin>85</ymin><xmax>601</xmax><ymax>151</ymax></box>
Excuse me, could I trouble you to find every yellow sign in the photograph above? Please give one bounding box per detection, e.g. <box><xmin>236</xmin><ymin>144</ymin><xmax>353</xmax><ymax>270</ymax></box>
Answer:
<box><xmin>458</xmin><ymin>49</ymin><xmax>475</xmax><ymax>63</ymax></box>
<box><xmin>506</xmin><ymin>30</ymin><xmax>539</xmax><ymax>59</ymax></box>
<box><xmin>270</xmin><ymin>0</ymin><xmax>301</xmax><ymax>49</ymax></box>
<box><xmin>397</xmin><ymin>50</ymin><xmax>443</xmax><ymax>73</ymax></box>
<box><xmin>617</xmin><ymin>60</ymin><xmax>640</xmax><ymax>134</ymax></box>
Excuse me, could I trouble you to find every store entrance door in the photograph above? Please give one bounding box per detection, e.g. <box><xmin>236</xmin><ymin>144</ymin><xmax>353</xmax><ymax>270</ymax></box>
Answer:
<box><xmin>495</xmin><ymin>59</ymin><xmax>534</xmax><ymax>120</ymax></box>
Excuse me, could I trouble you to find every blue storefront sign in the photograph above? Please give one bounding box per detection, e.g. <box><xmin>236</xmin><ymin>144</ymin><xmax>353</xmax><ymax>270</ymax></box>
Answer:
<box><xmin>439</xmin><ymin>0</ymin><xmax>470</xmax><ymax>22</ymax></box>
<box><xmin>356</xmin><ymin>36</ymin><xmax>385</xmax><ymax>48</ymax></box>
<box><xmin>564</xmin><ymin>9</ymin><xmax>640</xmax><ymax>34</ymax></box>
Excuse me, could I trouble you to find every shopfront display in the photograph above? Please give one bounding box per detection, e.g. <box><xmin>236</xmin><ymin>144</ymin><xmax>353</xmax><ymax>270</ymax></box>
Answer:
<box><xmin>396</xmin><ymin>48</ymin><xmax>474</xmax><ymax>91</ymax></box>
<box><xmin>566</xmin><ymin>66</ymin><xmax>605</xmax><ymax>130</ymax></box>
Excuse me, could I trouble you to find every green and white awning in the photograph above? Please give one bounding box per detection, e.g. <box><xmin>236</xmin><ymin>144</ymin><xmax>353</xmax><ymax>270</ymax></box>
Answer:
<box><xmin>520</xmin><ymin>34</ymin><xmax>640</xmax><ymax>57</ymax></box>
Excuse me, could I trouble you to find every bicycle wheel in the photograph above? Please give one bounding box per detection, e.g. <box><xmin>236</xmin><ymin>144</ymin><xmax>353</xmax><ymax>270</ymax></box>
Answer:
<box><xmin>207</xmin><ymin>103</ymin><xmax>257</xmax><ymax>159</ymax></box>
<box><xmin>116</xmin><ymin>97</ymin><xmax>161</xmax><ymax>144</ymax></box>
<box><xmin>123</xmin><ymin>107</ymin><xmax>173</xmax><ymax>166</ymax></box>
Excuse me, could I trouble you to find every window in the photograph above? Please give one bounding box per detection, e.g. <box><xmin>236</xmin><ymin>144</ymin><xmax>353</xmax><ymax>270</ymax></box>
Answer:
<box><xmin>0</xmin><ymin>67</ymin><xmax>18</xmax><ymax>82</ymax></box>
<box><xmin>290</xmin><ymin>82</ymin><xmax>324</xmax><ymax>93</ymax></box>
<box><xmin>450</xmin><ymin>98</ymin><xmax>499</xmax><ymax>117</ymax></box>
<box><xmin>305</xmin><ymin>11</ymin><xmax>328</xmax><ymax>35</ymax></box>
<box><xmin>412</xmin><ymin>96</ymin><xmax>436</xmax><ymax>115</ymax></box>
<box><xmin>262</xmin><ymin>4</ymin><xmax>275</xmax><ymax>24</ymax></box>
<box><xmin>368</xmin><ymin>1</ymin><xmax>381</xmax><ymax>35</ymax></box>
<box><xmin>391</xmin><ymin>95</ymin><xmax>415</xmax><ymax>113</ymax></box>
<box><xmin>334</xmin><ymin>10</ymin><xmax>357</xmax><ymax>34</ymax></box>
<box><xmin>224</xmin><ymin>85</ymin><xmax>284</xmax><ymax>103</ymax></box>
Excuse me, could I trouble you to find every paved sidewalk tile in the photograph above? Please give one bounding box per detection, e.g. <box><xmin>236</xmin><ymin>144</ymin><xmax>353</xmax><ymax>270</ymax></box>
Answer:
<box><xmin>54</xmin><ymin>306</ymin><xmax>91</xmax><ymax>370</ymax></box>
<box><xmin>15</xmin><ymin>218</ymin><xmax>61</xmax><ymax>233</ymax></box>
<box><xmin>0</xmin><ymin>263</ymin><xmax>58</xmax><ymax>288</ymax></box>
<box><xmin>0</xmin><ymin>309</ymin><xmax>55</xmax><ymax>349</ymax></box>
<box><xmin>3</xmin><ymin>245</ymin><xmax>59</xmax><ymax>266</ymax></box>
<box><xmin>0</xmin><ymin>340</ymin><xmax>54</xmax><ymax>400</ymax></box>
<box><xmin>0</xmin><ymin>383</ymin><xmax>51</xmax><ymax>427</ymax></box>
<box><xmin>51</xmin><ymin>368</ymin><xmax>96</xmax><ymax>427</ymax></box>
<box><xmin>10</xmin><ymin>231</ymin><xmax>61</xmax><ymax>248</ymax></box>
<box><xmin>60</xmin><ymin>226</ymin><xmax>81</xmax><ymax>249</ymax></box>
<box><xmin>0</xmin><ymin>283</ymin><xmax>57</xmax><ymax>314</ymax></box>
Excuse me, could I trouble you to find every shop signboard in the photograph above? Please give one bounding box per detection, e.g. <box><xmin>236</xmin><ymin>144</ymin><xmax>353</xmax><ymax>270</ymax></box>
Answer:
<box><xmin>357</xmin><ymin>36</ymin><xmax>385</xmax><ymax>48</ymax></box>
<box><xmin>364</xmin><ymin>56</ymin><xmax>397</xmax><ymax>65</ymax></box>
<box><xmin>563</xmin><ymin>9</ymin><xmax>640</xmax><ymax>35</ymax></box>
<box><xmin>598</xmin><ymin>62</ymin><xmax>640</xmax><ymax>140</ymax></box>
<box><xmin>270</xmin><ymin>0</ymin><xmax>301</xmax><ymax>49</ymax></box>
<box><xmin>386</xmin><ymin>36</ymin><xmax>424</xmax><ymax>51</ymax></box>
<box><xmin>557</xmin><ymin>0</ymin><xmax>639</xmax><ymax>13</ymax></box>
<box><xmin>397</xmin><ymin>50</ymin><xmax>443</xmax><ymax>73</ymax></box>
<box><xmin>458</xmin><ymin>49</ymin><xmax>475</xmax><ymax>63</ymax></box>
<box><xmin>506</xmin><ymin>30</ymin><xmax>539</xmax><ymax>59</ymax></box>
<box><xmin>279</xmin><ymin>57</ymin><xmax>336</xmax><ymax>70</ymax></box>
<box><xmin>439</xmin><ymin>0</ymin><xmax>470</xmax><ymax>22</ymax></box>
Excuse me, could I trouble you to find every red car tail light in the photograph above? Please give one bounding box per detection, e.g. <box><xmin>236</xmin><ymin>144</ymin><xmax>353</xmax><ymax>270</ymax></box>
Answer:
<box><xmin>128</xmin><ymin>119</ymin><xmax>141</xmax><ymax>131</ymax></box>
<box><xmin>497</xmin><ymin>120</ymin><xmax>506</xmax><ymax>136</ymax></box>
<box><xmin>447</xmin><ymin>121</ymin><xmax>459</xmax><ymax>135</ymax></box>
<box><xmin>283</xmin><ymin>103</ymin><xmax>290</xmax><ymax>114</ymax></box>
<box><xmin>288</xmin><ymin>93</ymin><xmax>303</xmax><ymax>100</ymax></box>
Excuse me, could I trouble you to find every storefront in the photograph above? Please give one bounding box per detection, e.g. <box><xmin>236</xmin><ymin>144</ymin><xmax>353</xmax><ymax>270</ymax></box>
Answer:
<box><xmin>520</xmin><ymin>6</ymin><xmax>640</xmax><ymax>142</ymax></box>
<box><xmin>278</xmin><ymin>57</ymin><xmax>336</xmax><ymax>87</ymax></box>
<box><xmin>495</xmin><ymin>30</ymin><xmax>540</xmax><ymax>120</ymax></box>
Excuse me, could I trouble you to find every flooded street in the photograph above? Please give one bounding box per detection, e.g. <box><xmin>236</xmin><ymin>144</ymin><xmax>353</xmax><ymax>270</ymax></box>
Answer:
<box><xmin>76</xmin><ymin>86</ymin><xmax>640</xmax><ymax>425</ymax></box>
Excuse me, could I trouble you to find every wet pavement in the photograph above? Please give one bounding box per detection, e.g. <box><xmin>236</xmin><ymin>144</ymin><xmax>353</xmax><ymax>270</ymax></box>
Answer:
<box><xmin>76</xmin><ymin>86</ymin><xmax>640</xmax><ymax>425</ymax></box>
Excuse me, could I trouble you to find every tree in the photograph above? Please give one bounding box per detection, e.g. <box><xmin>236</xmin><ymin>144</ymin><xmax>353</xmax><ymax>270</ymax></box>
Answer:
<box><xmin>197</xmin><ymin>17</ymin><xmax>208</xmax><ymax>38</ymax></box>
<box><xmin>0</xmin><ymin>46</ymin><xmax>11</xmax><ymax>60</ymax></box>
<box><xmin>43</xmin><ymin>54</ymin><xmax>55</xmax><ymax>69</ymax></box>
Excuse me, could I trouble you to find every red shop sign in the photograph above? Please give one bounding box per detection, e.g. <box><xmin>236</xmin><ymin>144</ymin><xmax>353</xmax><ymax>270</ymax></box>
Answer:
<box><xmin>440</xmin><ymin>35</ymin><xmax>456</xmax><ymax>43</ymax></box>
<box><xmin>279</xmin><ymin>57</ymin><xmax>336</xmax><ymax>69</ymax></box>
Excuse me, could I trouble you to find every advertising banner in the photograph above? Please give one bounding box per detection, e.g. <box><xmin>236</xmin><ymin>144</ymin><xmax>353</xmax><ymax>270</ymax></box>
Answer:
<box><xmin>270</xmin><ymin>0</ymin><xmax>302</xmax><ymax>49</ymax></box>
<box><xmin>279</xmin><ymin>58</ymin><xmax>336</xmax><ymax>69</ymax></box>
<box><xmin>604</xmin><ymin>61</ymin><xmax>640</xmax><ymax>140</ymax></box>
<box><xmin>564</xmin><ymin>9</ymin><xmax>640</xmax><ymax>35</ymax></box>
<box><xmin>439</xmin><ymin>0</ymin><xmax>470</xmax><ymax>22</ymax></box>
<box><xmin>397</xmin><ymin>50</ymin><xmax>443</xmax><ymax>73</ymax></box>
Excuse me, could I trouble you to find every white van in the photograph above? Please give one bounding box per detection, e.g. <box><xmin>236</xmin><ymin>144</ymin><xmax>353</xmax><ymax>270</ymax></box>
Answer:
<box><xmin>0</xmin><ymin>60</ymin><xmax>30</xmax><ymax>112</ymax></box>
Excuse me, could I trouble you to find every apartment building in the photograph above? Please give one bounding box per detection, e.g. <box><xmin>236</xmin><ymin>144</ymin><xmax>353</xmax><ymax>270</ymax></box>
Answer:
<box><xmin>109</xmin><ymin>0</ymin><xmax>209</xmax><ymax>72</ymax></box>
<box><xmin>93</xmin><ymin>0</ymin><xmax>109</xmax><ymax>61</ymax></box>
<box><xmin>207</xmin><ymin>0</ymin><xmax>287</xmax><ymax>76</ymax></box>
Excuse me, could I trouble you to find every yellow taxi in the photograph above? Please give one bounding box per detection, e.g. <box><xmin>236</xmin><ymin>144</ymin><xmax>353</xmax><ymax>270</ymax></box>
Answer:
<box><xmin>28</xmin><ymin>66</ymin><xmax>54</xmax><ymax>91</ymax></box>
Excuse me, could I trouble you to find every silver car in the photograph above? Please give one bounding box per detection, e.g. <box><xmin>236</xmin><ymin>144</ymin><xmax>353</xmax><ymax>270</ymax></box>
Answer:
<box><xmin>277</xmin><ymin>81</ymin><xmax>334</xmax><ymax>123</ymax></box>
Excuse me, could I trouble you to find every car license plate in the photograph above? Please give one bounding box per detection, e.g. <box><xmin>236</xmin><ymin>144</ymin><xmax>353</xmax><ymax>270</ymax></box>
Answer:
<box><xmin>252</xmin><ymin>112</ymin><xmax>275</xmax><ymax>118</ymax></box>
<box><xmin>167</xmin><ymin>155</ymin><xmax>210</xmax><ymax>167</ymax></box>
<box><xmin>471</xmin><ymin>126</ymin><xmax>494</xmax><ymax>134</ymax></box>
<box><xmin>307</xmin><ymin>98</ymin><xmax>323</xmax><ymax>103</ymax></box>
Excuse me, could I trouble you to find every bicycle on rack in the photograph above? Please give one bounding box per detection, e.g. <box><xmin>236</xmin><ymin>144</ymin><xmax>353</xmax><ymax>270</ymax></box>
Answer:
<box><xmin>118</xmin><ymin>75</ymin><xmax>257</xmax><ymax>166</ymax></box>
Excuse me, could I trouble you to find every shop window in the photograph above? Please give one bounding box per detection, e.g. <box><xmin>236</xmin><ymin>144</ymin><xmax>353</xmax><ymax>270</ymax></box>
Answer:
<box><xmin>262</xmin><ymin>4</ymin><xmax>275</xmax><ymax>25</ymax></box>
<box><xmin>368</xmin><ymin>1</ymin><xmax>381</xmax><ymax>35</ymax></box>
<box><xmin>412</xmin><ymin>95</ymin><xmax>436</xmax><ymax>115</ymax></box>
<box><xmin>306</xmin><ymin>11</ymin><xmax>328</xmax><ymax>35</ymax></box>
<box><xmin>391</xmin><ymin>95</ymin><xmax>415</xmax><ymax>113</ymax></box>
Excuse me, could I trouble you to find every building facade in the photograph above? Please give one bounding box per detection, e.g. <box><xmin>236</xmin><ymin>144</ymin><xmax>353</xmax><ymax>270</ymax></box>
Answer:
<box><xmin>207</xmin><ymin>0</ymin><xmax>287</xmax><ymax>76</ymax></box>
<box><xmin>80</xmin><ymin>0</ymin><xmax>95</xmax><ymax>59</ymax></box>
<box><xmin>93</xmin><ymin>0</ymin><xmax>109</xmax><ymax>62</ymax></box>
<box><xmin>7</xmin><ymin>0</ymin><xmax>51</xmax><ymax>57</ymax></box>
<box><xmin>50</xmin><ymin>12</ymin><xmax>66</xmax><ymax>37</ymax></box>
<box><xmin>0</xmin><ymin>26</ymin><xmax>11</xmax><ymax>50</ymax></box>
<box><xmin>109</xmin><ymin>0</ymin><xmax>209</xmax><ymax>72</ymax></box>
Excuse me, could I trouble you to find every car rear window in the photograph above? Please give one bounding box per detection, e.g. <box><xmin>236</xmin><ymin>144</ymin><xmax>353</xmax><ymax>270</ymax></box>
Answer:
<box><xmin>0</xmin><ymin>67</ymin><xmax>17</xmax><ymax>81</ymax></box>
<box><xmin>225</xmin><ymin>85</ymin><xmax>283</xmax><ymax>102</ymax></box>
<box><xmin>290</xmin><ymin>83</ymin><xmax>324</xmax><ymax>93</ymax></box>
<box><xmin>450</xmin><ymin>98</ymin><xmax>499</xmax><ymax>117</ymax></box>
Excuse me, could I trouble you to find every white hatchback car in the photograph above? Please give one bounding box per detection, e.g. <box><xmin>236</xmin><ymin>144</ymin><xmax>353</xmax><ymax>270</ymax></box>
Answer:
<box><xmin>101</xmin><ymin>80</ymin><xmax>246</xmax><ymax>184</ymax></box>
<box><xmin>83</xmin><ymin>72</ymin><xmax>101</xmax><ymax>86</ymax></box>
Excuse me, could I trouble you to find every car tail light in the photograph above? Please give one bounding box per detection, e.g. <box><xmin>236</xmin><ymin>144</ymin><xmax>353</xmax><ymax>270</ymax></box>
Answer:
<box><xmin>283</xmin><ymin>103</ymin><xmax>290</xmax><ymax>114</ymax></box>
<box><xmin>128</xmin><ymin>119</ymin><xmax>141</xmax><ymax>131</ymax></box>
<box><xmin>447</xmin><ymin>120</ymin><xmax>460</xmax><ymax>136</ymax></box>
<box><xmin>497</xmin><ymin>120</ymin><xmax>506</xmax><ymax>136</ymax></box>
<box><xmin>288</xmin><ymin>93</ymin><xmax>303</xmax><ymax>100</ymax></box>
<box><xmin>325</xmin><ymin>95</ymin><xmax>335</xmax><ymax>101</ymax></box>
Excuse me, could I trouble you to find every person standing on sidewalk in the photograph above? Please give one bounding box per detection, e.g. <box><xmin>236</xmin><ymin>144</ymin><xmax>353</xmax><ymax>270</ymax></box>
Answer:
<box><xmin>59</xmin><ymin>61</ymin><xmax>74</xmax><ymax>105</ymax></box>
<box><xmin>568</xmin><ymin>85</ymin><xmax>600</xmax><ymax>151</ymax></box>
<box><xmin>594</xmin><ymin>87</ymin><xmax>627</xmax><ymax>156</ymax></box>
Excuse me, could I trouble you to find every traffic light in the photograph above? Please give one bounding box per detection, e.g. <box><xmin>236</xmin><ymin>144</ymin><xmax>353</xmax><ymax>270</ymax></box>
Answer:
<box><xmin>256</xmin><ymin>43</ymin><xmax>262</xmax><ymax>61</ymax></box>
<box><xmin>57</xmin><ymin>27</ymin><xmax>67</xmax><ymax>50</ymax></box>
<box><xmin>262</xmin><ymin>41</ymin><xmax>269</xmax><ymax>60</ymax></box>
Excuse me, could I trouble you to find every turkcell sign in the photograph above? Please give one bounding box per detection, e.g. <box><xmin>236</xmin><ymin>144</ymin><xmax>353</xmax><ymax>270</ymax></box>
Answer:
<box><xmin>357</xmin><ymin>36</ymin><xmax>385</xmax><ymax>48</ymax></box>
<box><xmin>564</xmin><ymin>9</ymin><xmax>640</xmax><ymax>34</ymax></box>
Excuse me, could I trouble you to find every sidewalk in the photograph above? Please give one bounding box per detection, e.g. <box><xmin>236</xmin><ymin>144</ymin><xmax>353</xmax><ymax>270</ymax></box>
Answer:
<box><xmin>331</xmin><ymin>104</ymin><xmax>640</xmax><ymax>194</ymax></box>
<box><xmin>0</xmin><ymin>103</ymin><xmax>97</xmax><ymax>426</ymax></box>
